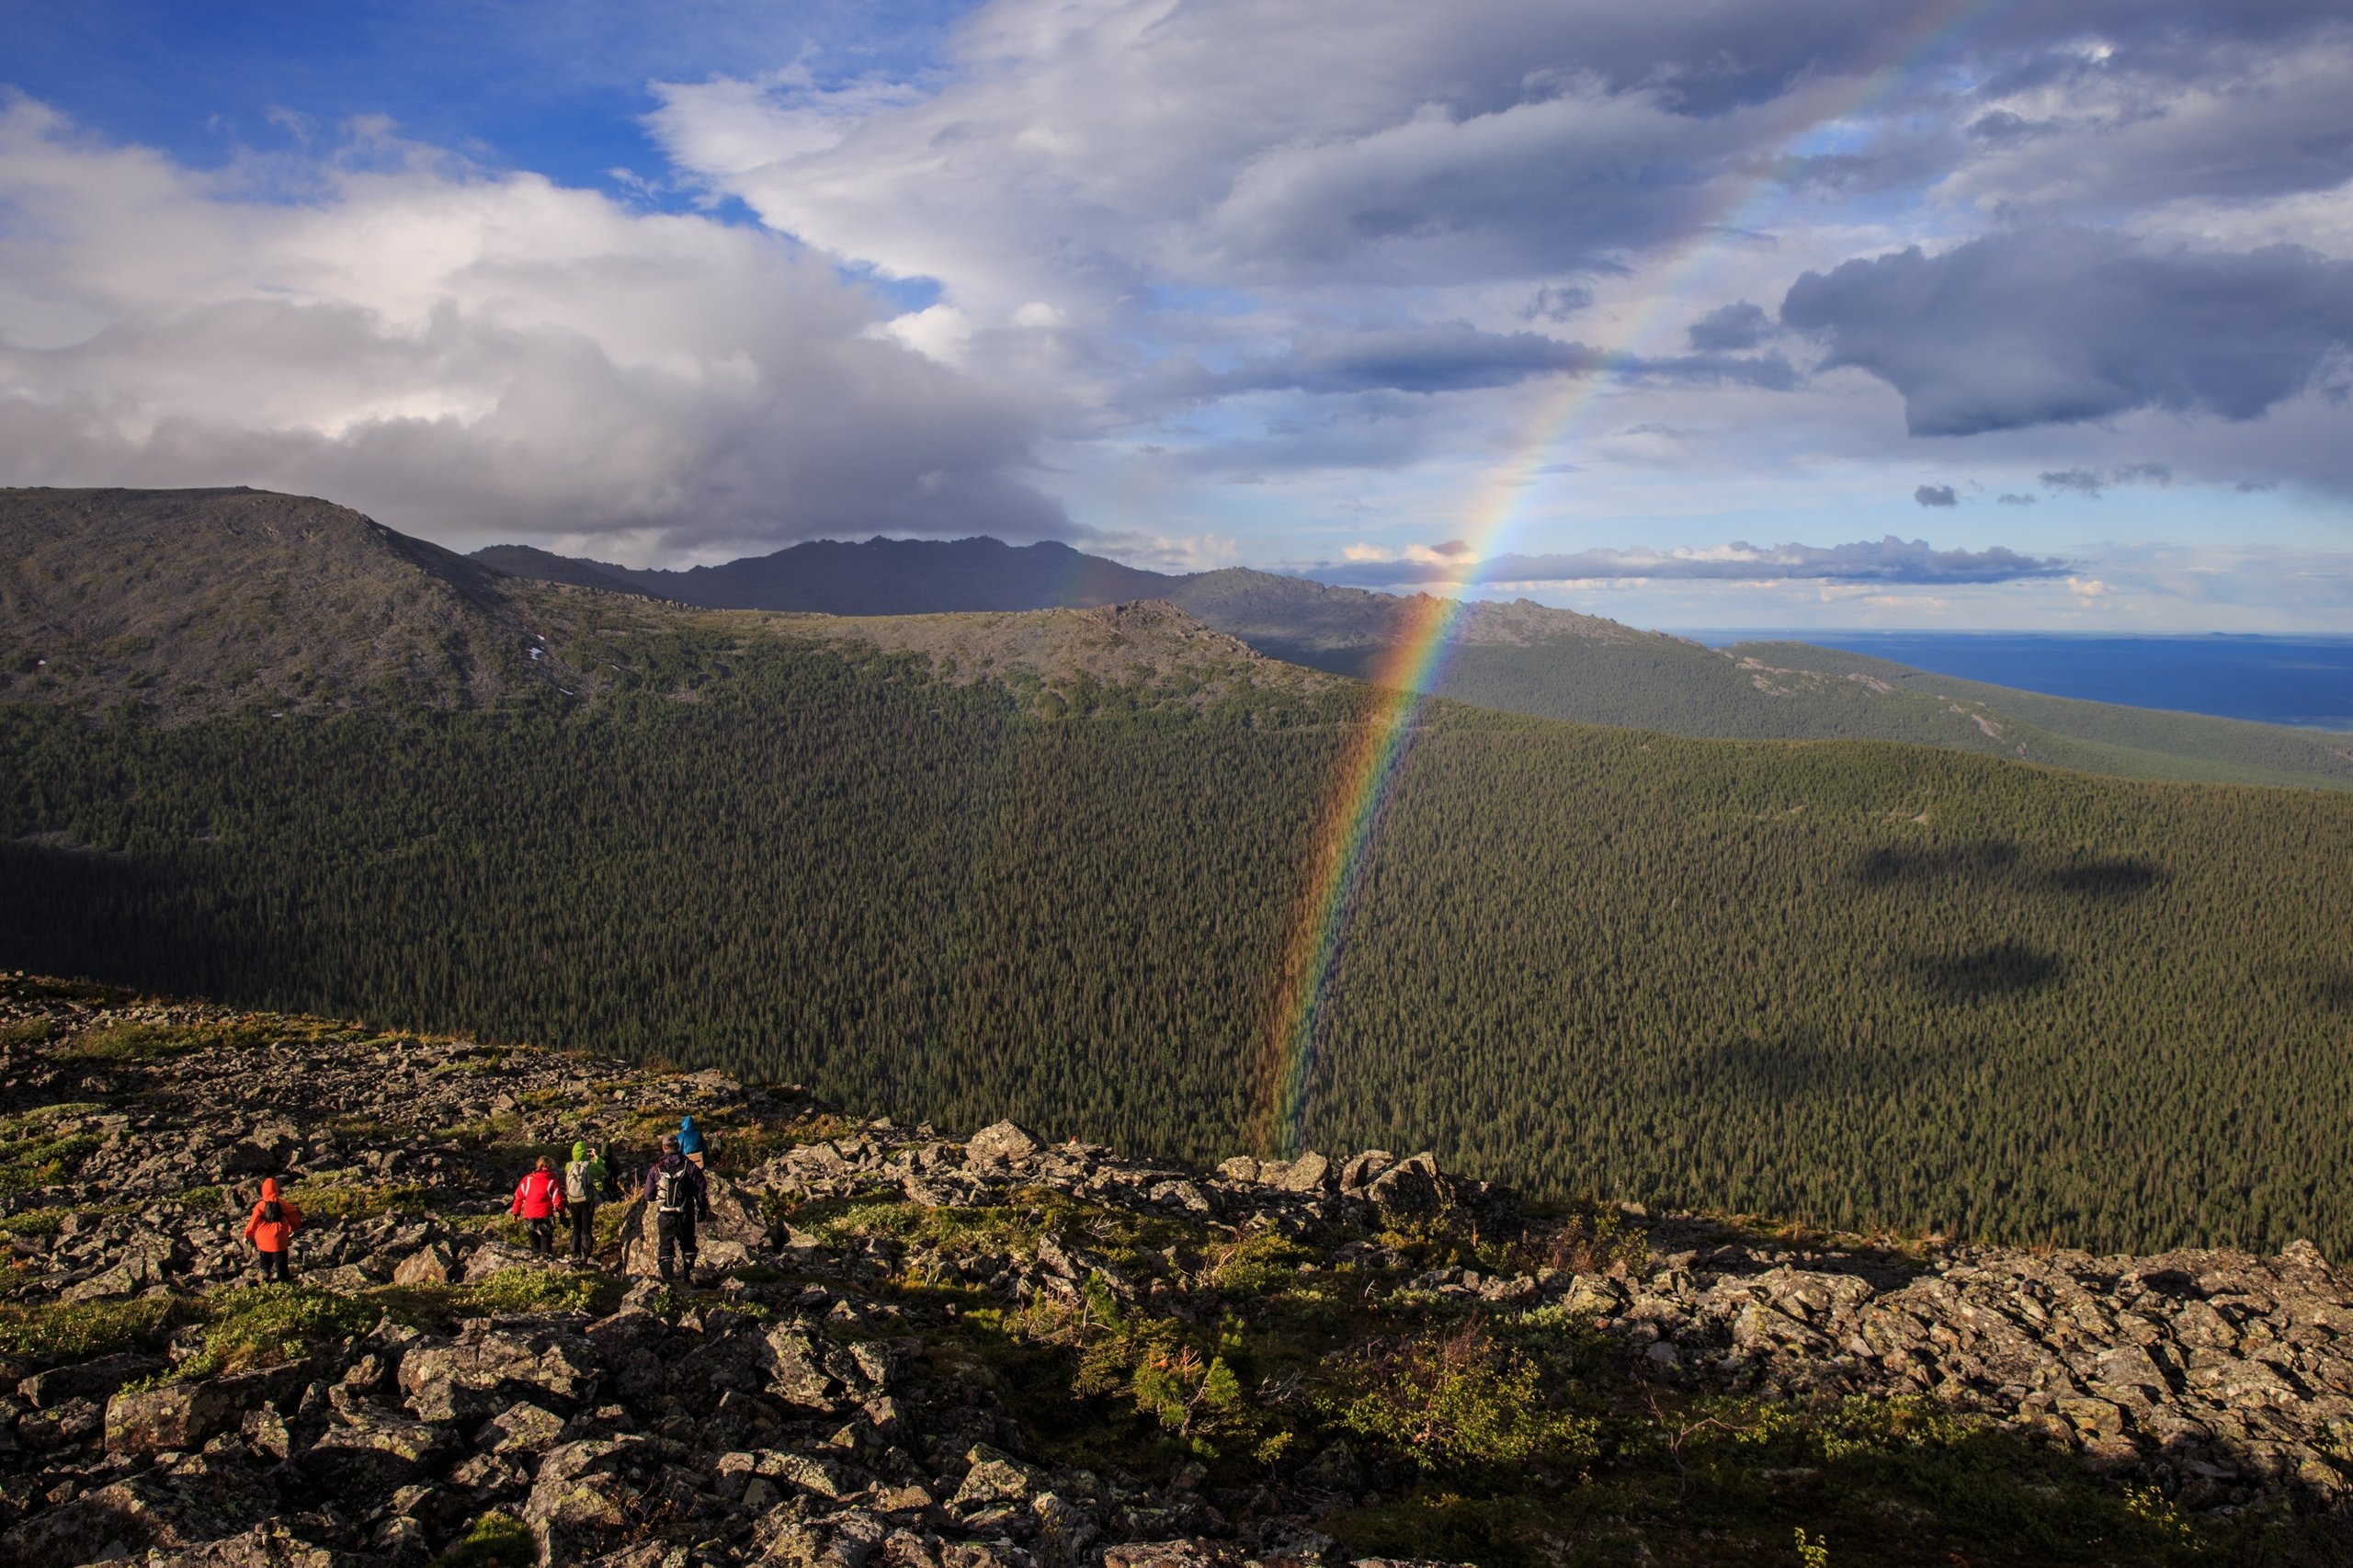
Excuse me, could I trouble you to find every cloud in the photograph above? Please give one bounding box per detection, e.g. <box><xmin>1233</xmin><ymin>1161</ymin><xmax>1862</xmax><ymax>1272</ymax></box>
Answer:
<box><xmin>1996</xmin><ymin>493</ymin><xmax>2038</xmax><ymax>505</ymax></box>
<box><xmin>2042</xmin><ymin>469</ymin><xmax>2108</xmax><ymax>496</ymax></box>
<box><xmin>0</xmin><ymin>99</ymin><xmax>1067</xmax><ymax>556</ymax></box>
<box><xmin>1308</xmin><ymin>536</ymin><xmax>2072</xmax><ymax>588</ymax></box>
<box><xmin>1688</xmin><ymin>301</ymin><xmax>1773</xmax><ymax>352</ymax></box>
<box><xmin>1164</xmin><ymin>322</ymin><xmax>1797</xmax><ymax>400</ymax></box>
<box><xmin>2064</xmin><ymin>574</ymin><xmax>2112</xmax><ymax>608</ymax></box>
<box><xmin>1913</xmin><ymin>483</ymin><xmax>1960</xmax><ymax>507</ymax></box>
<box><xmin>1779</xmin><ymin>229</ymin><xmax>2353</xmax><ymax>437</ymax></box>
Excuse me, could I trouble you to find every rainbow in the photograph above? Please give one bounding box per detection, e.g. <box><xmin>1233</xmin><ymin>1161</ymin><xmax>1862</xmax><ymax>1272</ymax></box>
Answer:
<box><xmin>1251</xmin><ymin>0</ymin><xmax>2009</xmax><ymax>1154</ymax></box>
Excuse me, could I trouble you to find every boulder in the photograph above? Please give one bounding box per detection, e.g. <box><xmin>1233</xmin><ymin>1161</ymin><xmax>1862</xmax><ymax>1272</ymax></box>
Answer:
<box><xmin>392</xmin><ymin>1244</ymin><xmax>456</xmax><ymax>1286</ymax></box>
<box><xmin>951</xmin><ymin>1445</ymin><xmax>1049</xmax><ymax>1508</ymax></box>
<box><xmin>961</xmin><ymin>1121</ymin><xmax>1042</xmax><ymax>1171</ymax></box>
<box><xmin>18</xmin><ymin>1352</ymin><xmax>163</xmax><ymax>1409</ymax></box>
<box><xmin>1271</xmin><ymin>1152</ymin><xmax>1332</xmax><ymax>1194</ymax></box>
<box><xmin>462</xmin><ymin>1240</ymin><xmax>564</xmax><ymax>1282</ymax></box>
<box><xmin>523</xmin><ymin>1437</ymin><xmax>655</xmax><ymax>1566</ymax></box>
<box><xmin>104</xmin><ymin>1377</ymin><xmax>244</xmax><ymax>1455</ymax></box>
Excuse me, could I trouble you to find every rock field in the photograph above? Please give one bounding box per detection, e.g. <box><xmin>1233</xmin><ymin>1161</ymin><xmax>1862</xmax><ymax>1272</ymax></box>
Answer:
<box><xmin>1</xmin><ymin>979</ymin><xmax>2348</xmax><ymax>1567</ymax></box>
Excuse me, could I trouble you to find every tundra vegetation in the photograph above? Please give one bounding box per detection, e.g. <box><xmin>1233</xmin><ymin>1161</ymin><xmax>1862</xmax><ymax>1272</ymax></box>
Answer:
<box><xmin>0</xmin><ymin>984</ymin><xmax>2346</xmax><ymax>1566</ymax></box>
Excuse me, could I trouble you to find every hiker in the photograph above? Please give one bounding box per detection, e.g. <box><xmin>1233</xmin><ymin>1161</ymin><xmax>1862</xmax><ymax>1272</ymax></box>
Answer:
<box><xmin>678</xmin><ymin>1115</ymin><xmax>709</xmax><ymax>1169</ymax></box>
<box><xmin>644</xmin><ymin>1132</ymin><xmax>713</xmax><ymax>1285</ymax></box>
<box><xmin>243</xmin><ymin>1176</ymin><xmax>302</xmax><ymax>1281</ymax></box>
<box><xmin>563</xmin><ymin>1141</ymin><xmax>608</xmax><ymax>1264</ymax></box>
<box><xmin>510</xmin><ymin>1153</ymin><xmax>565</xmax><ymax>1254</ymax></box>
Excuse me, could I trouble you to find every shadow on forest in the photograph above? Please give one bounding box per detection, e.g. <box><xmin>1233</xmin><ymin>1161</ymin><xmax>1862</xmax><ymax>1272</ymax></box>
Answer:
<box><xmin>0</xmin><ymin>842</ymin><xmax>272</xmax><ymax>1006</ymax></box>
<box><xmin>1682</xmin><ymin>1028</ymin><xmax>1915</xmax><ymax>1102</ymax></box>
<box><xmin>1852</xmin><ymin>840</ymin><xmax>2018</xmax><ymax>886</ymax></box>
<box><xmin>2045</xmin><ymin>856</ymin><xmax>2165</xmax><ymax>898</ymax></box>
<box><xmin>1852</xmin><ymin>843</ymin><xmax>2165</xmax><ymax>903</ymax></box>
<box><xmin>1909</xmin><ymin>939</ymin><xmax>2065</xmax><ymax>1002</ymax></box>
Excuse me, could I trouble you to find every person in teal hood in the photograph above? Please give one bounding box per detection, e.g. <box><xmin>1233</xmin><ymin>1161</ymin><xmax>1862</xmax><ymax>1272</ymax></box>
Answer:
<box><xmin>561</xmin><ymin>1140</ymin><xmax>608</xmax><ymax>1265</ymax></box>
<box><xmin>678</xmin><ymin>1115</ymin><xmax>708</xmax><ymax>1168</ymax></box>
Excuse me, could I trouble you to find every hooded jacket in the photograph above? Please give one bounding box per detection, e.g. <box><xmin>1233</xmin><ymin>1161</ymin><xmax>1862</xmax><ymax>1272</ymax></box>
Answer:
<box><xmin>676</xmin><ymin>1116</ymin><xmax>706</xmax><ymax>1156</ymax></box>
<box><xmin>563</xmin><ymin>1141</ymin><xmax>608</xmax><ymax>1204</ymax></box>
<box><xmin>511</xmin><ymin>1166</ymin><xmax>565</xmax><ymax>1220</ymax></box>
<box><xmin>243</xmin><ymin>1177</ymin><xmax>302</xmax><ymax>1254</ymax></box>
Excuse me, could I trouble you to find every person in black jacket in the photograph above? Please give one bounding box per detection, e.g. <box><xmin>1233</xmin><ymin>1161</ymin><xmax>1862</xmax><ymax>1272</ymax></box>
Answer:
<box><xmin>643</xmin><ymin>1133</ymin><xmax>713</xmax><ymax>1285</ymax></box>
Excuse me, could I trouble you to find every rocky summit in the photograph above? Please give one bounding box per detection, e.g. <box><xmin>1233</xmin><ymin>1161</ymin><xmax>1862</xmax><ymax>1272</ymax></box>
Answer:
<box><xmin>0</xmin><ymin>979</ymin><xmax>2348</xmax><ymax>1567</ymax></box>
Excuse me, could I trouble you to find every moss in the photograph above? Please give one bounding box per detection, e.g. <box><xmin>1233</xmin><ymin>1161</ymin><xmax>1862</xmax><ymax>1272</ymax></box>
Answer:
<box><xmin>430</xmin><ymin>1511</ymin><xmax>532</xmax><ymax>1568</ymax></box>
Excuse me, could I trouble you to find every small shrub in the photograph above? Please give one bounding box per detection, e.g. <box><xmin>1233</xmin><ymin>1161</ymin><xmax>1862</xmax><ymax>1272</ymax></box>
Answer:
<box><xmin>1073</xmin><ymin>1310</ymin><xmax>1294</xmax><ymax>1462</ymax></box>
<box><xmin>1324</xmin><ymin>1322</ymin><xmax>1597</xmax><ymax>1478</ymax></box>
<box><xmin>0</xmin><ymin>1018</ymin><xmax>55</xmax><ymax>1047</ymax></box>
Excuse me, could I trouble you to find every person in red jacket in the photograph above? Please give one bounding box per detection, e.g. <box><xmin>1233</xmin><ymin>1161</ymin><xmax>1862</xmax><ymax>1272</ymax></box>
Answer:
<box><xmin>510</xmin><ymin>1154</ymin><xmax>565</xmax><ymax>1254</ymax></box>
<box><xmin>243</xmin><ymin>1176</ymin><xmax>302</xmax><ymax>1281</ymax></box>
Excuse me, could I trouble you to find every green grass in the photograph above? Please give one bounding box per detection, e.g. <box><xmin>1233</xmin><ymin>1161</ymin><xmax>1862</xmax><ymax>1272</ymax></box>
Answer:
<box><xmin>0</xmin><ymin>1292</ymin><xmax>179</xmax><ymax>1362</ymax></box>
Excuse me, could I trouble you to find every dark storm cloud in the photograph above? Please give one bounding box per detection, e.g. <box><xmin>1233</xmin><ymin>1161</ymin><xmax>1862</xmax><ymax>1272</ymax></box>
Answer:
<box><xmin>1310</xmin><ymin>536</ymin><xmax>2070</xmax><ymax>588</ymax></box>
<box><xmin>1688</xmin><ymin>302</ymin><xmax>1773</xmax><ymax>352</ymax></box>
<box><xmin>1172</xmin><ymin>324</ymin><xmax>1796</xmax><ymax>399</ymax></box>
<box><xmin>1914</xmin><ymin>484</ymin><xmax>1960</xmax><ymax>507</ymax></box>
<box><xmin>1780</xmin><ymin>230</ymin><xmax>2353</xmax><ymax>437</ymax></box>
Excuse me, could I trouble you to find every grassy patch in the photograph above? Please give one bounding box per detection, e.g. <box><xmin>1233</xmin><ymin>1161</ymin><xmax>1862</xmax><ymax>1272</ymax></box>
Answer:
<box><xmin>284</xmin><ymin>1176</ymin><xmax>429</xmax><ymax>1222</ymax></box>
<box><xmin>0</xmin><ymin>1104</ymin><xmax>109</xmax><ymax>1195</ymax></box>
<box><xmin>0</xmin><ymin>1017</ymin><xmax>55</xmax><ymax>1048</ymax></box>
<box><xmin>0</xmin><ymin>1291</ymin><xmax>179</xmax><ymax>1362</ymax></box>
<box><xmin>369</xmin><ymin>1267</ymin><xmax>622</xmax><ymax>1331</ymax></box>
<box><xmin>169</xmin><ymin>1284</ymin><xmax>379</xmax><ymax>1381</ymax></box>
<box><xmin>53</xmin><ymin>1020</ymin><xmax>199</xmax><ymax>1063</ymax></box>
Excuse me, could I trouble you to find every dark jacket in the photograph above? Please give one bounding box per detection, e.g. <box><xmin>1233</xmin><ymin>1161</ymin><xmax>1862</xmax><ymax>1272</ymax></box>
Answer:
<box><xmin>643</xmin><ymin>1153</ymin><xmax>711</xmax><ymax>1217</ymax></box>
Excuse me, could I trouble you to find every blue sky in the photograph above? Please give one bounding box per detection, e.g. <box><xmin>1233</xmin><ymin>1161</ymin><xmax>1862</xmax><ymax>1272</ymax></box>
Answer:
<box><xmin>4</xmin><ymin>0</ymin><xmax>2350</xmax><ymax>630</ymax></box>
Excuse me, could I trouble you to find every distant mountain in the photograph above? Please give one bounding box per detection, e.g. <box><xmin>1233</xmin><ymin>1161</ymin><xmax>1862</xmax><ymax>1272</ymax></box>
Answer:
<box><xmin>480</xmin><ymin>535</ymin><xmax>2353</xmax><ymax>790</ymax></box>
<box><xmin>474</xmin><ymin>535</ymin><xmax>1176</xmax><ymax>614</ymax></box>
<box><xmin>0</xmin><ymin>490</ymin><xmax>1315</xmax><ymax>725</ymax></box>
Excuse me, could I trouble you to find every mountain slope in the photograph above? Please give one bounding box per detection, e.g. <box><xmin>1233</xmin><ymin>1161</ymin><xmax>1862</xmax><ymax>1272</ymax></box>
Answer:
<box><xmin>481</xmin><ymin>536</ymin><xmax>2353</xmax><ymax>790</ymax></box>
<box><xmin>6</xmin><ymin>491</ymin><xmax>2353</xmax><ymax>1261</ymax></box>
<box><xmin>0</xmin><ymin>490</ymin><xmax>1318</xmax><ymax>726</ymax></box>
<box><xmin>0</xmin><ymin>486</ymin><xmax>586</xmax><ymax>721</ymax></box>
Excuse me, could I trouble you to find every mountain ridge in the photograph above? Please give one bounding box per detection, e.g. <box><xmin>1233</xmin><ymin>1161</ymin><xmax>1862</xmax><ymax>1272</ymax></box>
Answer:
<box><xmin>473</xmin><ymin>533</ymin><xmax>2353</xmax><ymax>791</ymax></box>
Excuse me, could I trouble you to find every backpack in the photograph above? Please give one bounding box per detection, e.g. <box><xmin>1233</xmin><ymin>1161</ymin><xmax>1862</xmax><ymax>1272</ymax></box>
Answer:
<box><xmin>564</xmin><ymin>1160</ymin><xmax>596</xmax><ymax>1204</ymax></box>
<box><xmin>655</xmin><ymin>1162</ymin><xmax>689</xmax><ymax>1213</ymax></box>
<box><xmin>261</xmin><ymin>1199</ymin><xmax>283</xmax><ymax>1224</ymax></box>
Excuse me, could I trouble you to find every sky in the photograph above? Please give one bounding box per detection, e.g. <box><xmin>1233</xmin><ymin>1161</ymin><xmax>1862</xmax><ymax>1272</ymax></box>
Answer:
<box><xmin>4</xmin><ymin>0</ymin><xmax>2351</xmax><ymax>631</ymax></box>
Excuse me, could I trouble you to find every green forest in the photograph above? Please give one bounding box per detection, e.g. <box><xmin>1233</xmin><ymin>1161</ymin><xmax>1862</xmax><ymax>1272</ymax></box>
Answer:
<box><xmin>5</xmin><ymin>631</ymin><xmax>2351</xmax><ymax>1256</ymax></box>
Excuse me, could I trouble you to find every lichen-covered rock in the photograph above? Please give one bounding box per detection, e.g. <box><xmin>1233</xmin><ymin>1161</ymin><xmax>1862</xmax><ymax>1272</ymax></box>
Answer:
<box><xmin>103</xmin><ymin>1378</ymin><xmax>243</xmax><ymax>1455</ymax></box>
<box><xmin>961</xmin><ymin>1121</ymin><xmax>1041</xmax><ymax>1171</ymax></box>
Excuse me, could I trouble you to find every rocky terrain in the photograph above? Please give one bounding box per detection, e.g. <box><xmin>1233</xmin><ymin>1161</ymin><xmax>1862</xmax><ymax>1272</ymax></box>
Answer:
<box><xmin>1</xmin><ymin>977</ymin><xmax>2348</xmax><ymax>1568</ymax></box>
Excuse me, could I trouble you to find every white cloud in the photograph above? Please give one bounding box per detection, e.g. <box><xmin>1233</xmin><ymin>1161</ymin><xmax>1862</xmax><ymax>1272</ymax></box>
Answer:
<box><xmin>0</xmin><ymin>97</ymin><xmax>1067</xmax><ymax>555</ymax></box>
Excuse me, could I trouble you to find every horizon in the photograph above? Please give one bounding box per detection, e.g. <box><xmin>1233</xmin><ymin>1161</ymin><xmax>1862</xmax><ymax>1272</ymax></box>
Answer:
<box><xmin>4</xmin><ymin>2</ymin><xmax>2350</xmax><ymax>634</ymax></box>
